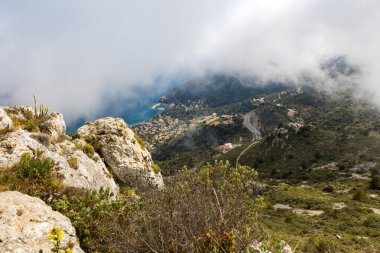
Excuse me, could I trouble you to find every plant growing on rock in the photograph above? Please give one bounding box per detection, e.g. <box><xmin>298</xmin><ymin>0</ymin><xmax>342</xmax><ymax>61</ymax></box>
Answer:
<box><xmin>48</xmin><ymin>226</ymin><xmax>74</xmax><ymax>253</ymax></box>
<box><xmin>0</xmin><ymin>151</ymin><xmax>61</xmax><ymax>197</ymax></box>
<box><xmin>33</xmin><ymin>94</ymin><xmax>49</xmax><ymax>118</ymax></box>
<box><xmin>151</xmin><ymin>162</ymin><xmax>161</xmax><ymax>174</ymax></box>
<box><xmin>52</xmin><ymin>188</ymin><xmax>138</xmax><ymax>252</ymax></box>
<box><xmin>134</xmin><ymin>134</ymin><xmax>146</xmax><ymax>150</ymax></box>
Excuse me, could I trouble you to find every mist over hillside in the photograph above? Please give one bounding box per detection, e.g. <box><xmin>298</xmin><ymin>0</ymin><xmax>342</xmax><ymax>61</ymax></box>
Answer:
<box><xmin>1</xmin><ymin>1</ymin><xmax>380</xmax><ymax>252</ymax></box>
<box><xmin>1</xmin><ymin>1</ymin><xmax>380</xmax><ymax>122</ymax></box>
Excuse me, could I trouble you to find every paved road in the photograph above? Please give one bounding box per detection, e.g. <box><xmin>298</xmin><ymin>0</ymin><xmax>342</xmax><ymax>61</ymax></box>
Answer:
<box><xmin>243</xmin><ymin>110</ymin><xmax>262</xmax><ymax>141</ymax></box>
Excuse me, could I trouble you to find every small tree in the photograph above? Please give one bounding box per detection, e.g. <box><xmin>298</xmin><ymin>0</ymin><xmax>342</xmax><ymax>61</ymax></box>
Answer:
<box><xmin>370</xmin><ymin>175</ymin><xmax>380</xmax><ymax>190</ymax></box>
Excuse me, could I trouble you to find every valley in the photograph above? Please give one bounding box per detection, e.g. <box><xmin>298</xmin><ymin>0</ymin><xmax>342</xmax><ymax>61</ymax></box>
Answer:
<box><xmin>132</xmin><ymin>74</ymin><xmax>380</xmax><ymax>252</ymax></box>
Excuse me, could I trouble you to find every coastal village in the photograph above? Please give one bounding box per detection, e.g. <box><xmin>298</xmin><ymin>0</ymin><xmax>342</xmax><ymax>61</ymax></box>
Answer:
<box><xmin>133</xmin><ymin>112</ymin><xmax>238</xmax><ymax>151</ymax></box>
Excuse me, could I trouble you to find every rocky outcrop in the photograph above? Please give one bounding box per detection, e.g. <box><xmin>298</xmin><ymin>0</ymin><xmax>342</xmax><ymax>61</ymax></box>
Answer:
<box><xmin>39</xmin><ymin>112</ymin><xmax>66</xmax><ymax>142</ymax></box>
<box><xmin>0</xmin><ymin>108</ymin><xmax>12</xmax><ymax>131</ymax></box>
<box><xmin>0</xmin><ymin>107</ymin><xmax>119</xmax><ymax>195</ymax></box>
<box><xmin>0</xmin><ymin>191</ymin><xmax>84</xmax><ymax>253</ymax></box>
<box><xmin>2</xmin><ymin>106</ymin><xmax>34</xmax><ymax>121</ymax></box>
<box><xmin>78</xmin><ymin>117</ymin><xmax>164</xmax><ymax>190</ymax></box>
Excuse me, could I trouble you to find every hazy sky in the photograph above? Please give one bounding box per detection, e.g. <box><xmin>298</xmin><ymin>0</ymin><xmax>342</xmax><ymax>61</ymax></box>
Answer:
<box><xmin>0</xmin><ymin>0</ymin><xmax>379</xmax><ymax>122</ymax></box>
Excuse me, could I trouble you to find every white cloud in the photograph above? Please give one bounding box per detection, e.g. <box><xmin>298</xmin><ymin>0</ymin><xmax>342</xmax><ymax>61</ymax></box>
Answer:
<box><xmin>0</xmin><ymin>0</ymin><xmax>379</xmax><ymax>122</ymax></box>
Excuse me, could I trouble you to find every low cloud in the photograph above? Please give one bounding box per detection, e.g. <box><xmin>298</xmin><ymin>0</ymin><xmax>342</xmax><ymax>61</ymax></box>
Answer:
<box><xmin>0</xmin><ymin>0</ymin><xmax>379</xmax><ymax>122</ymax></box>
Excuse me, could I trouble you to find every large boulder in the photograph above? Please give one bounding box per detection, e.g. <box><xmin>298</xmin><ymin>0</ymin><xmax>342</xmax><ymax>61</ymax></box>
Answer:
<box><xmin>39</xmin><ymin>112</ymin><xmax>66</xmax><ymax>142</ymax></box>
<box><xmin>78</xmin><ymin>117</ymin><xmax>164</xmax><ymax>191</ymax></box>
<box><xmin>0</xmin><ymin>108</ymin><xmax>12</xmax><ymax>131</ymax></box>
<box><xmin>0</xmin><ymin>128</ymin><xmax>119</xmax><ymax>195</ymax></box>
<box><xmin>0</xmin><ymin>191</ymin><xmax>84</xmax><ymax>253</ymax></box>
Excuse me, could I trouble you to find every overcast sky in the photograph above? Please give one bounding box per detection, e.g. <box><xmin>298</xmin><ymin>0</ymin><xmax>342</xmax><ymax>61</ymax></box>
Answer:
<box><xmin>0</xmin><ymin>0</ymin><xmax>379</xmax><ymax>122</ymax></box>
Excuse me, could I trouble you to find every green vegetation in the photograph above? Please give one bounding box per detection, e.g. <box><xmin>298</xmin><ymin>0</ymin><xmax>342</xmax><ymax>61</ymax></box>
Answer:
<box><xmin>370</xmin><ymin>175</ymin><xmax>380</xmax><ymax>190</ymax></box>
<box><xmin>148</xmin><ymin>87</ymin><xmax>380</xmax><ymax>252</ymax></box>
<box><xmin>260</xmin><ymin>181</ymin><xmax>380</xmax><ymax>252</ymax></box>
<box><xmin>165</xmin><ymin>74</ymin><xmax>287</xmax><ymax>107</ymax></box>
<box><xmin>67</xmin><ymin>157</ymin><xmax>79</xmax><ymax>169</ymax></box>
<box><xmin>134</xmin><ymin>134</ymin><xmax>146</xmax><ymax>150</ymax></box>
<box><xmin>52</xmin><ymin>162</ymin><xmax>268</xmax><ymax>252</ymax></box>
<box><xmin>48</xmin><ymin>226</ymin><xmax>74</xmax><ymax>253</ymax></box>
<box><xmin>352</xmin><ymin>189</ymin><xmax>368</xmax><ymax>202</ymax></box>
<box><xmin>0</xmin><ymin>152</ymin><xmax>61</xmax><ymax>197</ymax></box>
<box><xmin>82</xmin><ymin>143</ymin><xmax>95</xmax><ymax>157</ymax></box>
<box><xmin>33</xmin><ymin>94</ymin><xmax>49</xmax><ymax>117</ymax></box>
<box><xmin>75</xmin><ymin>142</ymin><xmax>95</xmax><ymax>158</ymax></box>
<box><xmin>154</xmin><ymin>117</ymin><xmax>251</xmax><ymax>174</ymax></box>
<box><xmin>11</xmin><ymin>117</ymin><xmax>39</xmax><ymax>132</ymax></box>
<box><xmin>151</xmin><ymin>162</ymin><xmax>160</xmax><ymax>174</ymax></box>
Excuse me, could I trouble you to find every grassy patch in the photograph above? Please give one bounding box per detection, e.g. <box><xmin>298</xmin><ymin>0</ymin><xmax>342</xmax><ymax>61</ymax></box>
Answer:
<box><xmin>0</xmin><ymin>152</ymin><xmax>62</xmax><ymax>197</ymax></box>
<box><xmin>260</xmin><ymin>180</ymin><xmax>380</xmax><ymax>252</ymax></box>
<box><xmin>134</xmin><ymin>134</ymin><xmax>146</xmax><ymax>150</ymax></box>
<box><xmin>151</xmin><ymin>163</ymin><xmax>160</xmax><ymax>174</ymax></box>
<box><xmin>68</xmin><ymin>157</ymin><xmax>79</xmax><ymax>169</ymax></box>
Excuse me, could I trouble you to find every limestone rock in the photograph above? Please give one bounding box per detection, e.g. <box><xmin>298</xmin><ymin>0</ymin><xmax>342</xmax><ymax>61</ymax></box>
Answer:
<box><xmin>0</xmin><ymin>128</ymin><xmax>118</xmax><ymax>195</ymax></box>
<box><xmin>39</xmin><ymin>112</ymin><xmax>66</xmax><ymax>142</ymax></box>
<box><xmin>78</xmin><ymin>117</ymin><xmax>164</xmax><ymax>190</ymax></box>
<box><xmin>55</xmin><ymin>139</ymin><xmax>119</xmax><ymax>194</ymax></box>
<box><xmin>2</xmin><ymin>106</ymin><xmax>34</xmax><ymax>121</ymax></box>
<box><xmin>0</xmin><ymin>191</ymin><xmax>84</xmax><ymax>253</ymax></box>
<box><xmin>0</xmin><ymin>108</ymin><xmax>13</xmax><ymax>131</ymax></box>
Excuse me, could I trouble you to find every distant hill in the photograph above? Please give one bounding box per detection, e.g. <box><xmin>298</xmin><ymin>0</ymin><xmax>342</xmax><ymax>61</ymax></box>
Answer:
<box><xmin>164</xmin><ymin>73</ymin><xmax>289</xmax><ymax>107</ymax></box>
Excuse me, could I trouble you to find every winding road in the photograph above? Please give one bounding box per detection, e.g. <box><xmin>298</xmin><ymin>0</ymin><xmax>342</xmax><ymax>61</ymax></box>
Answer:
<box><xmin>236</xmin><ymin>110</ymin><xmax>262</xmax><ymax>168</ymax></box>
<box><xmin>243</xmin><ymin>110</ymin><xmax>262</xmax><ymax>141</ymax></box>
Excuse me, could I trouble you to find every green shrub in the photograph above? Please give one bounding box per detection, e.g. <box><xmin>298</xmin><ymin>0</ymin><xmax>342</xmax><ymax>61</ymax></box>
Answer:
<box><xmin>363</xmin><ymin>214</ymin><xmax>380</xmax><ymax>229</ymax></box>
<box><xmin>134</xmin><ymin>134</ymin><xmax>146</xmax><ymax>150</ymax></box>
<box><xmin>370</xmin><ymin>175</ymin><xmax>380</xmax><ymax>190</ymax></box>
<box><xmin>82</xmin><ymin>143</ymin><xmax>95</xmax><ymax>157</ymax></box>
<box><xmin>303</xmin><ymin>237</ymin><xmax>337</xmax><ymax>253</ymax></box>
<box><xmin>0</xmin><ymin>152</ymin><xmax>61</xmax><ymax>197</ymax></box>
<box><xmin>352</xmin><ymin>189</ymin><xmax>368</xmax><ymax>202</ymax></box>
<box><xmin>138</xmin><ymin>161</ymin><xmax>263</xmax><ymax>252</ymax></box>
<box><xmin>151</xmin><ymin>163</ymin><xmax>160</xmax><ymax>174</ymax></box>
<box><xmin>322</xmin><ymin>185</ymin><xmax>334</xmax><ymax>193</ymax></box>
<box><xmin>68</xmin><ymin>133</ymin><xmax>80</xmax><ymax>140</ymax></box>
<box><xmin>68</xmin><ymin>158</ymin><xmax>79</xmax><ymax>170</ymax></box>
<box><xmin>52</xmin><ymin>161</ymin><xmax>264</xmax><ymax>253</ymax></box>
<box><xmin>52</xmin><ymin>189</ymin><xmax>138</xmax><ymax>252</ymax></box>
<box><xmin>19</xmin><ymin>152</ymin><xmax>54</xmax><ymax>180</ymax></box>
<box><xmin>11</xmin><ymin>117</ymin><xmax>39</xmax><ymax>132</ymax></box>
<box><xmin>76</xmin><ymin>142</ymin><xmax>95</xmax><ymax>157</ymax></box>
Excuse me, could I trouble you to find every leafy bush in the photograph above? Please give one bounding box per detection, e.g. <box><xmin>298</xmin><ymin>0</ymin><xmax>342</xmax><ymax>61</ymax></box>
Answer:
<box><xmin>322</xmin><ymin>185</ymin><xmax>334</xmax><ymax>193</ymax></box>
<box><xmin>138</xmin><ymin>161</ymin><xmax>263</xmax><ymax>252</ymax></box>
<box><xmin>0</xmin><ymin>152</ymin><xmax>61</xmax><ymax>197</ymax></box>
<box><xmin>19</xmin><ymin>152</ymin><xmax>54</xmax><ymax>180</ymax></box>
<box><xmin>303</xmin><ymin>237</ymin><xmax>337</xmax><ymax>253</ymax></box>
<box><xmin>363</xmin><ymin>214</ymin><xmax>380</xmax><ymax>229</ymax></box>
<box><xmin>370</xmin><ymin>175</ymin><xmax>380</xmax><ymax>190</ymax></box>
<box><xmin>134</xmin><ymin>134</ymin><xmax>146</xmax><ymax>150</ymax></box>
<box><xmin>53</xmin><ymin>161</ymin><xmax>264</xmax><ymax>253</ymax></box>
<box><xmin>52</xmin><ymin>189</ymin><xmax>139</xmax><ymax>252</ymax></box>
<box><xmin>352</xmin><ymin>189</ymin><xmax>368</xmax><ymax>202</ymax></box>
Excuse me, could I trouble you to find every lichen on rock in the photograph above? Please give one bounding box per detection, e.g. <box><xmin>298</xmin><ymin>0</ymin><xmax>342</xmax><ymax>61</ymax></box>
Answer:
<box><xmin>0</xmin><ymin>191</ymin><xmax>84</xmax><ymax>253</ymax></box>
<box><xmin>78</xmin><ymin>117</ymin><xmax>164</xmax><ymax>191</ymax></box>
